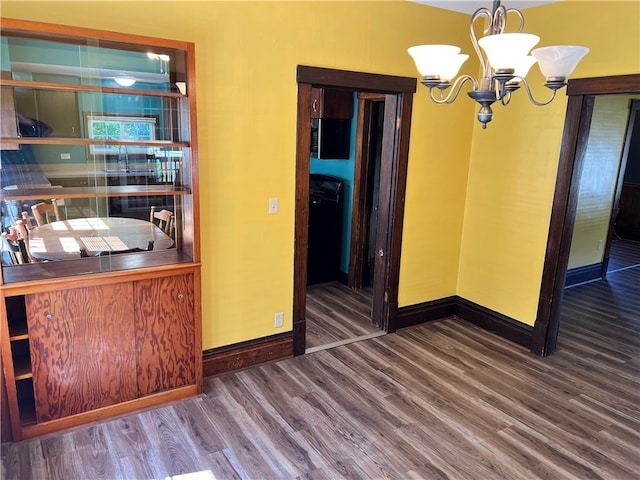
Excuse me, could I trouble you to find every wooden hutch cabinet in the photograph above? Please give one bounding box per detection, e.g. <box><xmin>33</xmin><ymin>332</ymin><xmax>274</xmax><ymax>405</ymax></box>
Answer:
<box><xmin>0</xmin><ymin>19</ymin><xmax>201</xmax><ymax>441</ymax></box>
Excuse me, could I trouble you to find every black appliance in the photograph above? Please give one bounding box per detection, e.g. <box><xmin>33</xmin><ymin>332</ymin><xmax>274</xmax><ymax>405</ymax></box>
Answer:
<box><xmin>310</xmin><ymin>118</ymin><xmax>351</xmax><ymax>159</ymax></box>
<box><xmin>307</xmin><ymin>174</ymin><xmax>344</xmax><ymax>285</ymax></box>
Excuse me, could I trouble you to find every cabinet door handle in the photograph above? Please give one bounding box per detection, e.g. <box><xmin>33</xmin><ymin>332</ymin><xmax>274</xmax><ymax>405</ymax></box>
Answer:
<box><xmin>177</xmin><ymin>293</ymin><xmax>184</xmax><ymax>300</ymax></box>
<box><xmin>45</xmin><ymin>313</ymin><xmax>53</xmax><ymax>321</ymax></box>
<box><xmin>312</xmin><ymin>99</ymin><xmax>318</xmax><ymax>113</ymax></box>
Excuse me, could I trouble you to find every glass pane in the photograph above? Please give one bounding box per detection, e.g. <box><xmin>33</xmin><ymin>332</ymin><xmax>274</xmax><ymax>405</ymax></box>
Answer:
<box><xmin>3</xmin><ymin>35</ymin><xmax>187</xmax><ymax>94</ymax></box>
<box><xmin>11</xmin><ymin>87</ymin><xmax>186</xmax><ymax>142</ymax></box>
<box><xmin>1</xmin><ymin>29</ymin><xmax>193</xmax><ymax>282</ymax></box>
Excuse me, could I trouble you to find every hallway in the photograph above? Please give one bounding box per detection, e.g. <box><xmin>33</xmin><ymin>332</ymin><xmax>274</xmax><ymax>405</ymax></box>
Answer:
<box><xmin>305</xmin><ymin>282</ymin><xmax>380</xmax><ymax>353</ymax></box>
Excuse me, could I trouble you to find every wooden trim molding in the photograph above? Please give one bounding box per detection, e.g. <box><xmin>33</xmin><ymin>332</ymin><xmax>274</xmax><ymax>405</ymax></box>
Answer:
<box><xmin>203</xmin><ymin>333</ymin><xmax>293</xmax><ymax>377</ymax></box>
<box><xmin>531</xmin><ymin>94</ymin><xmax>595</xmax><ymax>356</ymax></box>
<box><xmin>567</xmin><ymin>74</ymin><xmax>640</xmax><ymax>96</ymax></box>
<box><xmin>396</xmin><ymin>296</ymin><xmax>456</xmax><ymax>329</ymax></box>
<box><xmin>1</xmin><ymin>353</ymin><xmax>12</xmax><ymax>443</ymax></box>
<box><xmin>454</xmin><ymin>298</ymin><xmax>534</xmax><ymax>348</ymax></box>
<box><xmin>297</xmin><ymin>66</ymin><xmax>416</xmax><ymax>94</ymax></box>
<box><xmin>206</xmin><ymin>294</ymin><xmax>534</xmax><ymax>379</ymax></box>
<box><xmin>397</xmin><ymin>296</ymin><xmax>533</xmax><ymax>349</ymax></box>
<box><xmin>293</xmin><ymin>81</ymin><xmax>312</xmax><ymax>356</ymax></box>
<box><xmin>564</xmin><ymin>263</ymin><xmax>603</xmax><ymax>287</ymax></box>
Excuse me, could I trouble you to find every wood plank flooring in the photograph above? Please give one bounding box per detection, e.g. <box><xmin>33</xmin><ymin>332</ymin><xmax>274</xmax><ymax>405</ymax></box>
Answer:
<box><xmin>2</xmin><ymin>250</ymin><xmax>638</xmax><ymax>479</ymax></box>
<box><xmin>305</xmin><ymin>282</ymin><xmax>379</xmax><ymax>352</ymax></box>
<box><xmin>608</xmin><ymin>239</ymin><xmax>640</xmax><ymax>272</ymax></box>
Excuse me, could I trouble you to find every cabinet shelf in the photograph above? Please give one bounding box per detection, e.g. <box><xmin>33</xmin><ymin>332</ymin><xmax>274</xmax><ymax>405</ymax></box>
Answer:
<box><xmin>2</xmin><ymin>250</ymin><xmax>194</xmax><ymax>286</ymax></box>
<box><xmin>0</xmin><ymin>78</ymin><xmax>186</xmax><ymax>98</ymax></box>
<box><xmin>10</xmin><ymin>339</ymin><xmax>32</xmax><ymax>380</ymax></box>
<box><xmin>0</xmin><ymin>138</ymin><xmax>189</xmax><ymax>148</ymax></box>
<box><xmin>1</xmin><ymin>185</ymin><xmax>191</xmax><ymax>201</ymax></box>
<box><xmin>9</xmin><ymin>330</ymin><xmax>29</xmax><ymax>341</ymax></box>
<box><xmin>13</xmin><ymin>356</ymin><xmax>33</xmax><ymax>380</ymax></box>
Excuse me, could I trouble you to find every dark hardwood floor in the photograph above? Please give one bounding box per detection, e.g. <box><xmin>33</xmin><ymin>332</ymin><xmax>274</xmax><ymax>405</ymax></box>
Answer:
<box><xmin>607</xmin><ymin>238</ymin><xmax>640</xmax><ymax>272</ymax></box>
<box><xmin>2</xmin><ymin>245</ymin><xmax>638</xmax><ymax>479</ymax></box>
<box><xmin>306</xmin><ymin>282</ymin><xmax>379</xmax><ymax>352</ymax></box>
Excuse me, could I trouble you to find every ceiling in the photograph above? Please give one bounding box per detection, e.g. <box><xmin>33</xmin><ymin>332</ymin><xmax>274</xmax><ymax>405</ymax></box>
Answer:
<box><xmin>413</xmin><ymin>1</ymin><xmax>560</xmax><ymax>14</ymax></box>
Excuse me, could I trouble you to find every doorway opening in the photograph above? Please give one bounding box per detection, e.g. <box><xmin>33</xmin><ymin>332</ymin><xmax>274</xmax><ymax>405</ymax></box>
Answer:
<box><xmin>532</xmin><ymin>74</ymin><xmax>640</xmax><ymax>356</ymax></box>
<box><xmin>293</xmin><ymin>66</ymin><xmax>416</xmax><ymax>356</ymax></box>
<box><xmin>305</xmin><ymin>94</ymin><xmax>386</xmax><ymax>353</ymax></box>
<box><xmin>555</xmin><ymin>93</ymin><xmax>640</xmax><ymax>359</ymax></box>
<box><xmin>565</xmin><ymin>97</ymin><xmax>640</xmax><ymax>287</ymax></box>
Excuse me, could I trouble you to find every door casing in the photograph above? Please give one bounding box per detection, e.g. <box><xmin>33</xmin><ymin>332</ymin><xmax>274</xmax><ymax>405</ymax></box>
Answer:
<box><xmin>349</xmin><ymin>93</ymin><xmax>385</xmax><ymax>291</ymax></box>
<box><xmin>532</xmin><ymin>74</ymin><xmax>640</xmax><ymax>356</ymax></box>
<box><xmin>293</xmin><ymin>66</ymin><xmax>416</xmax><ymax>355</ymax></box>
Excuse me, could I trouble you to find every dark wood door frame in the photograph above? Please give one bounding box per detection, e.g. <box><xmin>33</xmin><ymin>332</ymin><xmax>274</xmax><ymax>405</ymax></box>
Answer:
<box><xmin>349</xmin><ymin>93</ymin><xmax>385</xmax><ymax>290</ymax></box>
<box><xmin>293</xmin><ymin>66</ymin><xmax>416</xmax><ymax>355</ymax></box>
<box><xmin>532</xmin><ymin>74</ymin><xmax>640</xmax><ymax>356</ymax></box>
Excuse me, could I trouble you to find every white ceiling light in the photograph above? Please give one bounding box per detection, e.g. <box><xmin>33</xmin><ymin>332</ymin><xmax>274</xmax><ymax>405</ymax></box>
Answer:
<box><xmin>114</xmin><ymin>76</ymin><xmax>136</xmax><ymax>87</ymax></box>
<box><xmin>408</xmin><ymin>0</ymin><xmax>588</xmax><ymax>128</ymax></box>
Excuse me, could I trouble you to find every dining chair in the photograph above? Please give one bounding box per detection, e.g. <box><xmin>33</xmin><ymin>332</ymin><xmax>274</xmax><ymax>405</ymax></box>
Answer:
<box><xmin>31</xmin><ymin>199</ymin><xmax>61</xmax><ymax>226</ymax></box>
<box><xmin>21</xmin><ymin>211</ymin><xmax>36</xmax><ymax>229</ymax></box>
<box><xmin>14</xmin><ymin>220</ymin><xmax>35</xmax><ymax>262</ymax></box>
<box><xmin>1</xmin><ymin>226</ymin><xmax>30</xmax><ymax>264</ymax></box>
<box><xmin>2</xmin><ymin>233</ymin><xmax>22</xmax><ymax>265</ymax></box>
<box><xmin>150</xmin><ymin>206</ymin><xmax>174</xmax><ymax>236</ymax></box>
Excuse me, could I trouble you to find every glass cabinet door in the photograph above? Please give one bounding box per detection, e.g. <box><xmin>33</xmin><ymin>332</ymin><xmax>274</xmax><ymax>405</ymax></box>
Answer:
<box><xmin>0</xmin><ymin>21</ymin><xmax>198</xmax><ymax>283</ymax></box>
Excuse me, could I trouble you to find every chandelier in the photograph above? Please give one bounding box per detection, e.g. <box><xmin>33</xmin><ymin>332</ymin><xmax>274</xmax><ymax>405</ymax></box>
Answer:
<box><xmin>408</xmin><ymin>1</ymin><xmax>589</xmax><ymax>128</ymax></box>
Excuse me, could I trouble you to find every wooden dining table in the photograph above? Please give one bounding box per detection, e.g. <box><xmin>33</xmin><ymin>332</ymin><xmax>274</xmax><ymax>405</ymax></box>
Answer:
<box><xmin>28</xmin><ymin>217</ymin><xmax>174</xmax><ymax>261</ymax></box>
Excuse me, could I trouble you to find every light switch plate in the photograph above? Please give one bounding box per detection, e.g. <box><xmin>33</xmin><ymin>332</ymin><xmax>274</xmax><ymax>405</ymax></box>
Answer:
<box><xmin>269</xmin><ymin>197</ymin><xmax>278</xmax><ymax>215</ymax></box>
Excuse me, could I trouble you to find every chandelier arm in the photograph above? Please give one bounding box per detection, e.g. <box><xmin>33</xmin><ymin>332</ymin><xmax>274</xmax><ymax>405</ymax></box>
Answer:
<box><xmin>519</xmin><ymin>78</ymin><xmax>559</xmax><ymax>106</ymax></box>
<box><xmin>501</xmin><ymin>90</ymin><xmax>511</xmax><ymax>106</ymax></box>
<box><xmin>504</xmin><ymin>8</ymin><xmax>525</xmax><ymax>33</ymax></box>
<box><xmin>492</xmin><ymin>4</ymin><xmax>509</xmax><ymax>34</ymax></box>
<box><xmin>469</xmin><ymin>7</ymin><xmax>494</xmax><ymax>79</ymax></box>
<box><xmin>428</xmin><ymin>75</ymin><xmax>478</xmax><ymax>104</ymax></box>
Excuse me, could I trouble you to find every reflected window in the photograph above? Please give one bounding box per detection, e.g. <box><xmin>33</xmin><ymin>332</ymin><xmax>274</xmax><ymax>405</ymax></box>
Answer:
<box><xmin>85</xmin><ymin>114</ymin><xmax>158</xmax><ymax>156</ymax></box>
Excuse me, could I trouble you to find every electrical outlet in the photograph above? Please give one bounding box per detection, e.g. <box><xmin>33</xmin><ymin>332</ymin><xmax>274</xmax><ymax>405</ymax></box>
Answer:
<box><xmin>597</xmin><ymin>239</ymin><xmax>603</xmax><ymax>250</ymax></box>
<box><xmin>274</xmin><ymin>312</ymin><xmax>284</xmax><ymax>328</ymax></box>
<box><xmin>60</xmin><ymin>153</ymin><xmax>71</xmax><ymax>160</ymax></box>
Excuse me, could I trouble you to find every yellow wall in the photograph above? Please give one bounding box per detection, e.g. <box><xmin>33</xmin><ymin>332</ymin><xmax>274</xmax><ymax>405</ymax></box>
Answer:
<box><xmin>1</xmin><ymin>1</ymin><xmax>475</xmax><ymax>349</ymax></box>
<box><xmin>458</xmin><ymin>1</ymin><xmax>640</xmax><ymax>326</ymax></box>
<box><xmin>568</xmin><ymin>95</ymin><xmax>632</xmax><ymax>269</ymax></box>
<box><xmin>3</xmin><ymin>1</ymin><xmax>638</xmax><ymax>345</ymax></box>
